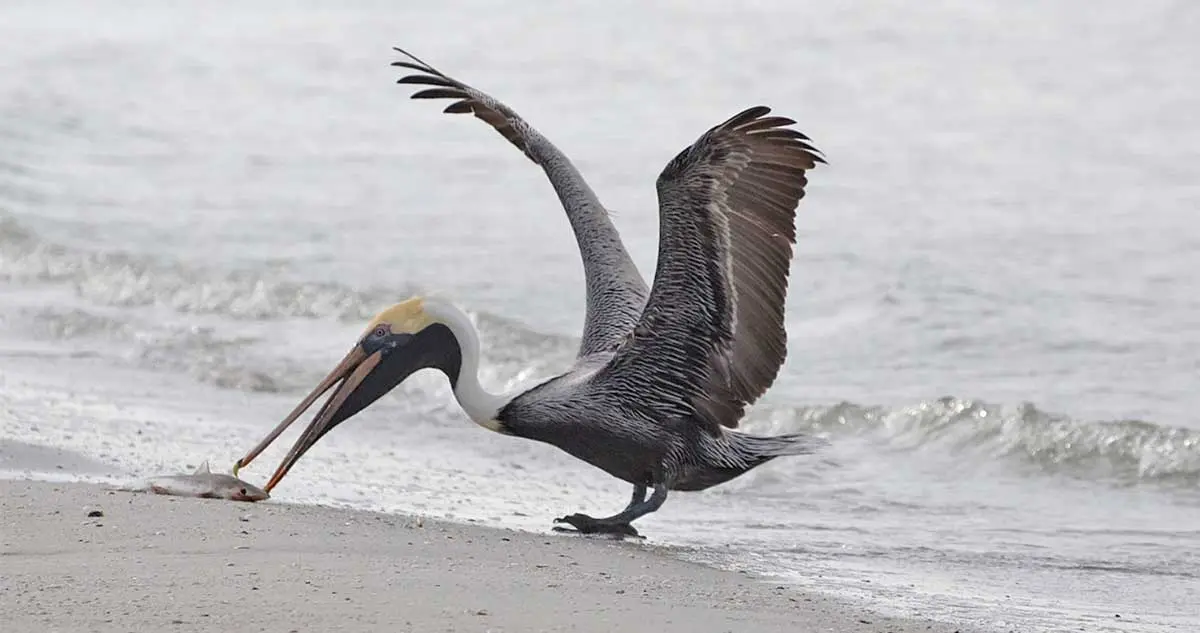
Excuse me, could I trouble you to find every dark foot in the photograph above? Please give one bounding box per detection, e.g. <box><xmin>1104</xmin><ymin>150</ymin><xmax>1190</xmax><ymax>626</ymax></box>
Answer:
<box><xmin>552</xmin><ymin>513</ymin><xmax>641</xmax><ymax>538</ymax></box>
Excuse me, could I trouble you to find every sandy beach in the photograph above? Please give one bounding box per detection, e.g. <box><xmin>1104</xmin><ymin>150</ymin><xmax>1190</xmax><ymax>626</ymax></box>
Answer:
<box><xmin>1</xmin><ymin>479</ymin><xmax>981</xmax><ymax>633</ymax></box>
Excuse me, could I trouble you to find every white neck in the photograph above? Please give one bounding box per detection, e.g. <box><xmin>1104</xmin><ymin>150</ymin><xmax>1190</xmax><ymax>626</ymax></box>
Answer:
<box><xmin>422</xmin><ymin>297</ymin><xmax>510</xmax><ymax>432</ymax></box>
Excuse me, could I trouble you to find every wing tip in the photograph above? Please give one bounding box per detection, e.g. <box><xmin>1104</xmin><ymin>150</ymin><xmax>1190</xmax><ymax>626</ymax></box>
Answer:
<box><xmin>390</xmin><ymin>47</ymin><xmax>454</xmax><ymax>84</ymax></box>
<box><xmin>390</xmin><ymin>46</ymin><xmax>427</xmax><ymax>69</ymax></box>
<box><xmin>721</xmin><ymin>105</ymin><xmax>773</xmax><ymax>130</ymax></box>
<box><xmin>719</xmin><ymin>105</ymin><xmax>828</xmax><ymax>166</ymax></box>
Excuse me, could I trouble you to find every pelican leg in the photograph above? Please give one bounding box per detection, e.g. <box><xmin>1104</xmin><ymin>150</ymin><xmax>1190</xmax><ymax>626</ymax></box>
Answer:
<box><xmin>553</xmin><ymin>483</ymin><xmax>667</xmax><ymax>537</ymax></box>
<box><xmin>624</xmin><ymin>483</ymin><xmax>648</xmax><ymax>511</ymax></box>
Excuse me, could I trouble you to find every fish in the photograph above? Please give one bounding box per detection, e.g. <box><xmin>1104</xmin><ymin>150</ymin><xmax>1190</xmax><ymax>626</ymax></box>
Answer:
<box><xmin>143</xmin><ymin>461</ymin><xmax>269</xmax><ymax>502</ymax></box>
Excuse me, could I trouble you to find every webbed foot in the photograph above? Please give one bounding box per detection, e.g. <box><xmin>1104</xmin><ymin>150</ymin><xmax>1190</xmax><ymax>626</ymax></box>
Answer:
<box><xmin>552</xmin><ymin>513</ymin><xmax>641</xmax><ymax>538</ymax></box>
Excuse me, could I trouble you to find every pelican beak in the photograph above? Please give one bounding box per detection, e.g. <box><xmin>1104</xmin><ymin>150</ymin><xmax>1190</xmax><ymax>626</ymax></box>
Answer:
<box><xmin>265</xmin><ymin>346</ymin><xmax>385</xmax><ymax>492</ymax></box>
<box><xmin>234</xmin><ymin>312</ymin><xmax>460</xmax><ymax>492</ymax></box>
<box><xmin>234</xmin><ymin>344</ymin><xmax>381</xmax><ymax>493</ymax></box>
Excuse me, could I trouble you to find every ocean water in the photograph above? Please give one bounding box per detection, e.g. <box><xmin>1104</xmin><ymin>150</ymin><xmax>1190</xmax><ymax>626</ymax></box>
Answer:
<box><xmin>2</xmin><ymin>1</ymin><xmax>1198</xmax><ymax>631</ymax></box>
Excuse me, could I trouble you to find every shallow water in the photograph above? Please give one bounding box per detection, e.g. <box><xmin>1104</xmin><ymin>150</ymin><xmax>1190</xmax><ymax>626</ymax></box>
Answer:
<box><xmin>2</xmin><ymin>2</ymin><xmax>1198</xmax><ymax>631</ymax></box>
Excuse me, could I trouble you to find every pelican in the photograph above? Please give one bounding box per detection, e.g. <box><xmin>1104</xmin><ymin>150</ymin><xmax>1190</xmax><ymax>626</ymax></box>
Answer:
<box><xmin>234</xmin><ymin>48</ymin><xmax>827</xmax><ymax>536</ymax></box>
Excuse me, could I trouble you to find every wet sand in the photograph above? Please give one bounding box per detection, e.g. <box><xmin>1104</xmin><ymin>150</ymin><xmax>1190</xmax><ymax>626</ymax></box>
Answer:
<box><xmin>0</xmin><ymin>479</ymin><xmax>983</xmax><ymax>633</ymax></box>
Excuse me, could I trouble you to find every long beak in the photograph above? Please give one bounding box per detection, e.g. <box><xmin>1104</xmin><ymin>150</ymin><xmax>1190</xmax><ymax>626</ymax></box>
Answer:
<box><xmin>233</xmin><ymin>345</ymin><xmax>381</xmax><ymax>492</ymax></box>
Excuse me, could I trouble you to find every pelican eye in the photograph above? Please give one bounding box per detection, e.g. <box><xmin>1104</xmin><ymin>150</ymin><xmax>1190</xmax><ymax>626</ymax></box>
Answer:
<box><xmin>372</xmin><ymin>326</ymin><xmax>388</xmax><ymax>339</ymax></box>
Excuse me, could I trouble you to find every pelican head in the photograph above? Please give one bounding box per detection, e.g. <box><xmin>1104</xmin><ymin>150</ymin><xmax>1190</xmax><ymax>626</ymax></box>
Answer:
<box><xmin>234</xmin><ymin>296</ymin><xmax>506</xmax><ymax>493</ymax></box>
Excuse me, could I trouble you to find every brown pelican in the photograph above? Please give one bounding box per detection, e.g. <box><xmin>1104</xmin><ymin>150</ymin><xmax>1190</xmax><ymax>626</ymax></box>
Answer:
<box><xmin>234</xmin><ymin>48</ymin><xmax>827</xmax><ymax>536</ymax></box>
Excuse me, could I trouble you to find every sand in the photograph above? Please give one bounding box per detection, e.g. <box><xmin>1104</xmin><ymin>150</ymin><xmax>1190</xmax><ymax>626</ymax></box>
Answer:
<box><xmin>1</xmin><ymin>480</ymin><xmax>978</xmax><ymax>633</ymax></box>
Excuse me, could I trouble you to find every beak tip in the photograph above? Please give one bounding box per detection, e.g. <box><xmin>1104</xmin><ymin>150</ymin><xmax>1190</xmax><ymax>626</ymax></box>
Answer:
<box><xmin>243</xmin><ymin>345</ymin><xmax>375</xmax><ymax>502</ymax></box>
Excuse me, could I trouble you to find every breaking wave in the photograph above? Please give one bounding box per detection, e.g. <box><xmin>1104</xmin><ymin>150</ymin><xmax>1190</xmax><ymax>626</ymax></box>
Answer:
<box><xmin>756</xmin><ymin>397</ymin><xmax>1200</xmax><ymax>487</ymax></box>
<box><xmin>0</xmin><ymin>213</ymin><xmax>398</xmax><ymax>321</ymax></box>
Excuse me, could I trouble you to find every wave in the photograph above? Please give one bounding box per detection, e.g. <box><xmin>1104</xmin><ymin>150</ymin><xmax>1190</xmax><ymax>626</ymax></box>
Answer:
<box><xmin>757</xmin><ymin>397</ymin><xmax>1200</xmax><ymax>487</ymax></box>
<box><xmin>15</xmin><ymin>305</ymin><xmax>307</xmax><ymax>394</ymax></box>
<box><xmin>0</xmin><ymin>214</ymin><xmax>399</xmax><ymax>321</ymax></box>
<box><xmin>0</xmin><ymin>213</ymin><xmax>577</xmax><ymax>348</ymax></box>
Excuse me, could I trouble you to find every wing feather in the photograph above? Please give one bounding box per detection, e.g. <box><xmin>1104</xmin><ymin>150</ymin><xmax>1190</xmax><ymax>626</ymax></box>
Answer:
<box><xmin>592</xmin><ymin>107</ymin><xmax>823</xmax><ymax>433</ymax></box>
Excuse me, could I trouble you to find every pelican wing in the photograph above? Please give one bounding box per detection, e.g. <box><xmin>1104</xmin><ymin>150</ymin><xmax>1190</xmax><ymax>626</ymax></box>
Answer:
<box><xmin>391</xmin><ymin>48</ymin><xmax>649</xmax><ymax>358</ymax></box>
<box><xmin>594</xmin><ymin>107</ymin><xmax>823</xmax><ymax>433</ymax></box>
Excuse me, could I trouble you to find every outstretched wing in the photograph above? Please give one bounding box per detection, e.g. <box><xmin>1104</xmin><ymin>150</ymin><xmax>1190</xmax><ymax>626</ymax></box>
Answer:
<box><xmin>592</xmin><ymin>106</ymin><xmax>823</xmax><ymax>433</ymax></box>
<box><xmin>391</xmin><ymin>48</ymin><xmax>648</xmax><ymax>358</ymax></box>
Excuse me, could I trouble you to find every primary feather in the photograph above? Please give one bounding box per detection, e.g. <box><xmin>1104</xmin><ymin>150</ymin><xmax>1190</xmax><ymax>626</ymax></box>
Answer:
<box><xmin>593</xmin><ymin>106</ymin><xmax>825</xmax><ymax>435</ymax></box>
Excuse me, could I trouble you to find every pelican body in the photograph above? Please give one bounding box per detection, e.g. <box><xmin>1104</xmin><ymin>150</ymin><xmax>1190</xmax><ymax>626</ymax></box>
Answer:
<box><xmin>235</xmin><ymin>48</ymin><xmax>828</xmax><ymax>536</ymax></box>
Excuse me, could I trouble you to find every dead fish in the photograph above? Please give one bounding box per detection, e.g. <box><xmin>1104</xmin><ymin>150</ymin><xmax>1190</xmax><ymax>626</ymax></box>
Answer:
<box><xmin>145</xmin><ymin>461</ymin><xmax>269</xmax><ymax>502</ymax></box>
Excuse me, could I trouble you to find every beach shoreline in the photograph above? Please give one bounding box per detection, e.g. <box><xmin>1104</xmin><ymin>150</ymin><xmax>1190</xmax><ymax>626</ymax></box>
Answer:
<box><xmin>1</xmin><ymin>478</ymin><xmax>982</xmax><ymax>633</ymax></box>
